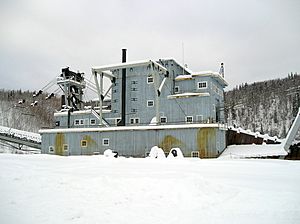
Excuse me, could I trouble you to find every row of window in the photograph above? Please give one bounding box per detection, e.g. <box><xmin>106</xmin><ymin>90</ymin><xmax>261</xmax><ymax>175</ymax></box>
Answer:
<box><xmin>127</xmin><ymin>115</ymin><xmax>203</xmax><ymax>124</ymax></box>
<box><xmin>49</xmin><ymin>144</ymin><xmax>200</xmax><ymax>157</ymax></box>
<box><xmin>48</xmin><ymin>138</ymin><xmax>110</xmax><ymax>153</ymax></box>
<box><xmin>114</xmin><ymin>78</ymin><xmax>208</xmax><ymax>94</ymax></box>
<box><xmin>74</xmin><ymin>119</ymin><xmax>96</xmax><ymax>126</ymax></box>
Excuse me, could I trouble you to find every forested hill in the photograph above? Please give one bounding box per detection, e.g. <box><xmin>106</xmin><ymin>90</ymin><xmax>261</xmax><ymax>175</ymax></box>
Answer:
<box><xmin>0</xmin><ymin>89</ymin><xmax>60</xmax><ymax>133</ymax></box>
<box><xmin>224</xmin><ymin>73</ymin><xmax>300</xmax><ymax>138</ymax></box>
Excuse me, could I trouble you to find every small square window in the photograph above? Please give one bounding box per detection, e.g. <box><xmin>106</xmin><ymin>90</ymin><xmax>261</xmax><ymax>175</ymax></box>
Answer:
<box><xmin>115</xmin><ymin>118</ymin><xmax>121</xmax><ymax>125</ymax></box>
<box><xmin>49</xmin><ymin>146</ymin><xmax>54</xmax><ymax>153</ymax></box>
<box><xmin>131</xmin><ymin>87</ymin><xmax>138</xmax><ymax>91</ymax></box>
<box><xmin>196</xmin><ymin>115</ymin><xmax>203</xmax><ymax>123</ymax></box>
<box><xmin>74</xmin><ymin>119</ymin><xmax>80</xmax><ymax>125</ymax></box>
<box><xmin>147</xmin><ymin>100</ymin><xmax>154</xmax><ymax>107</ymax></box>
<box><xmin>131</xmin><ymin>80</ymin><xmax>138</xmax><ymax>84</ymax></box>
<box><xmin>191</xmin><ymin>151</ymin><xmax>199</xmax><ymax>158</ymax></box>
<box><xmin>81</xmin><ymin>140</ymin><xmax>87</xmax><ymax>147</ymax></box>
<box><xmin>131</xmin><ymin>98</ymin><xmax>137</xmax><ymax>101</ymax></box>
<box><xmin>198</xmin><ymin>81</ymin><xmax>207</xmax><ymax>89</ymax></box>
<box><xmin>103</xmin><ymin>138</ymin><xmax>109</xmax><ymax>146</ymax></box>
<box><xmin>160</xmin><ymin>117</ymin><xmax>167</xmax><ymax>123</ymax></box>
<box><xmin>174</xmin><ymin>86</ymin><xmax>179</xmax><ymax>93</ymax></box>
<box><xmin>186</xmin><ymin>116</ymin><xmax>193</xmax><ymax>123</ymax></box>
<box><xmin>131</xmin><ymin>108</ymin><xmax>137</xmax><ymax>113</ymax></box>
<box><xmin>90</xmin><ymin>119</ymin><xmax>96</xmax><ymax>125</ymax></box>
<box><xmin>55</xmin><ymin>121</ymin><xmax>60</xmax><ymax>126</ymax></box>
<box><xmin>63</xmin><ymin>144</ymin><xmax>69</xmax><ymax>151</ymax></box>
<box><xmin>130</xmin><ymin>118</ymin><xmax>140</xmax><ymax>124</ymax></box>
<box><xmin>147</xmin><ymin>76</ymin><xmax>154</xmax><ymax>84</ymax></box>
<box><xmin>80</xmin><ymin>119</ymin><xmax>84</xmax><ymax>125</ymax></box>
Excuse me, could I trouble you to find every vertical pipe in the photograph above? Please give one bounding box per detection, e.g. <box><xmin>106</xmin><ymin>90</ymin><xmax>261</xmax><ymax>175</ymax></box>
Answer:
<box><xmin>119</xmin><ymin>49</ymin><xmax>127</xmax><ymax>126</ymax></box>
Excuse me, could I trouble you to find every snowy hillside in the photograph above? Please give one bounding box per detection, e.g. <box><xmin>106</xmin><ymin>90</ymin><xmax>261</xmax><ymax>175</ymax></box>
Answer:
<box><xmin>225</xmin><ymin>73</ymin><xmax>300</xmax><ymax>138</ymax></box>
<box><xmin>0</xmin><ymin>154</ymin><xmax>299</xmax><ymax>224</ymax></box>
<box><xmin>0</xmin><ymin>89</ymin><xmax>60</xmax><ymax>132</ymax></box>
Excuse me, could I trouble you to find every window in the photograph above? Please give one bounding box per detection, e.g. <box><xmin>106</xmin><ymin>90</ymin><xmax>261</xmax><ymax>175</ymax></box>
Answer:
<box><xmin>131</xmin><ymin>87</ymin><xmax>138</xmax><ymax>91</ymax></box>
<box><xmin>113</xmin><ymin>89</ymin><xmax>118</xmax><ymax>93</ymax></box>
<box><xmin>131</xmin><ymin>98</ymin><xmax>138</xmax><ymax>101</ymax></box>
<box><xmin>55</xmin><ymin>121</ymin><xmax>60</xmax><ymax>127</ymax></box>
<box><xmin>174</xmin><ymin>86</ymin><xmax>179</xmax><ymax>93</ymax></box>
<box><xmin>186</xmin><ymin>116</ymin><xmax>193</xmax><ymax>123</ymax></box>
<box><xmin>196</xmin><ymin>115</ymin><xmax>203</xmax><ymax>123</ymax></box>
<box><xmin>131</xmin><ymin>80</ymin><xmax>138</xmax><ymax>84</ymax></box>
<box><xmin>80</xmin><ymin>119</ymin><xmax>84</xmax><ymax>125</ymax></box>
<box><xmin>90</xmin><ymin>119</ymin><xmax>96</xmax><ymax>125</ymax></box>
<box><xmin>102</xmin><ymin>138</ymin><xmax>109</xmax><ymax>146</ymax></box>
<box><xmin>131</xmin><ymin>108</ymin><xmax>137</xmax><ymax>113</ymax></box>
<box><xmin>74</xmin><ymin>119</ymin><xmax>80</xmax><ymax>125</ymax></box>
<box><xmin>49</xmin><ymin>146</ymin><xmax>54</xmax><ymax>153</ymax></box>
<box><xmin>130</xmin><ymin>118</ymin><xmax>140</xmax><ymax>124</ymax></box>
<box><xmin>81</xmin><ymin>140</ymin><xmax>87</xmax><ymax>147</ymax></box>
<box><xmin>147</xmin><ymin>76</ymin><xmax>154</xmax><ymax>84</ymax></box>
<box><xmin>113</xmin><ymin>110</ymin><xmax>118</xmax><ymax>113</ymax></box>
<box><xmin>113</xmin><ymin>99</ymin><xmax>118</xmax><ymax>103</ymax></box>
<box><xmin>115</xmin><ymin>118</ymin><xmax>121</xmax><ymax>125</ymax></box>
<box><xmin>160</xmin><ymin>116</ymin><xmax>167</xmax><ymax>123</ymax></box>
<box><xmin>147</xmin><ymin>100</ymin><xmax>154</xmax><ymax>107</ymax></box>
<box><xmin>63</xmin><ymin>144</ymin><xmax>69</xmax><ymax>151</ymax></box>
<box><xmin>191</xmin><ymin>151</ymin><xmax>199</xmax><ymax>158</ymax></box>
<box><xmin>198</xmin><ymin>81</ymin><xmax>207</xmax><ymax>89</ymax></box>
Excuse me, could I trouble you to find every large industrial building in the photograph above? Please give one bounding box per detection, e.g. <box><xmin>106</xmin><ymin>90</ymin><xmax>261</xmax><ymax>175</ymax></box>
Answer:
<box><xmin>39</xmin><ymin>50</ymin><xmax>228</xmax><ymax>158</ymax></box>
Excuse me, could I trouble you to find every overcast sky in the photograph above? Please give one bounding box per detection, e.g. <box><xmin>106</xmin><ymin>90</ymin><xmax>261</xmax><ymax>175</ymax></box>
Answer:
<box><xmin>0</xmin><ymin>0</ymin><xmax>299</xmax><ymax>92</ymax></box>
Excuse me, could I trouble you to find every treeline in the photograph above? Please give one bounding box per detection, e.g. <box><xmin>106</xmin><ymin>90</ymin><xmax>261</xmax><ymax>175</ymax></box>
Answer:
<box><xmin>0</xmin><ymin>89</ymin><xmax>60</xmax><ymax>132</ymax></box>
<box><xmin>225</xmin><ymin>72</ymin><xmax>300</xmax><ymax>138</ymax></box>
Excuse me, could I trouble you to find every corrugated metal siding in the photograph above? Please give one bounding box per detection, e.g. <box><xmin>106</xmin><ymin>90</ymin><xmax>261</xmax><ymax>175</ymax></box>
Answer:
<box><xmin>42</xmin><ymin>127</ymin><xmax>226</xmax><ymax>158</ymax></box>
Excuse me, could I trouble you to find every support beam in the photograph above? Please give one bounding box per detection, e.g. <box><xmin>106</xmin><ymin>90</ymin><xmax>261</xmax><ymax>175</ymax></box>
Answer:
<box><xmin>284</xmin><ymin>107</ymin><xmax>300</xmax><ymax>152</ymax></box>
<box><xmin>103</xmin><ymin>83</ymin><xmax>113</xmax><ymax>99</ymax></box>
<box><xmin>93</xmin><ymin>71</ymin><xmax>103</xmax><ymax>126</ymax></box>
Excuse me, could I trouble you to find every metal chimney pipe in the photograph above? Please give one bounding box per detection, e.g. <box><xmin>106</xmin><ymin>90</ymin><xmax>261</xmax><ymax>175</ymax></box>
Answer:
<box><xmin>119</xmin><ymin>49</ymin><xmax>127</xmax><ymax>126</ymax></box>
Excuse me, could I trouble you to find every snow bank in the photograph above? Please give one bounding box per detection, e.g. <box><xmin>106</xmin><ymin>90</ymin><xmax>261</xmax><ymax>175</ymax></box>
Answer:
<box><xmin>149</xmin><ymin>146</ymin><xmax>166</xmax><ymax>159</ymax></box>
<box><xmin>220</xmin><ymin>144</ymin><xmax>288</xmax><ymax>159</ymax></box>
<box><xmin>167</xmin><ymin>148</ymin><xmax>184</xmax><ymax>159</ymax></box>
<box><xmin>0</xmin><ymin>154</ymin><xmax>299</xmax><ymax>224</ymax></box>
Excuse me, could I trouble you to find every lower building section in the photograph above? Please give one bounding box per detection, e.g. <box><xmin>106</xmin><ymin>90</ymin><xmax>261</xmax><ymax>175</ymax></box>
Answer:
<box><xmin>40</xmin><ymin>124</ymin><xmax>226</xmax><ymax>158</ymax></box>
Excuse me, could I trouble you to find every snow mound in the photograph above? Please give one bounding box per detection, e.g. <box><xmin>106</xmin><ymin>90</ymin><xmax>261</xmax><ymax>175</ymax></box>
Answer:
<box><xmin>103</xmin><ymin>149</ymin><xmax>118</xmax><ymax>158</ymax></box>
<box><xmin>149</xmin><ymin>146</ymin><xmax>166</xmax><ymax>159</ymax></box>
<box><xmin>167</xmin><ymin>148</ymin><xmax>184</xmax><ymax>159</ymax></box>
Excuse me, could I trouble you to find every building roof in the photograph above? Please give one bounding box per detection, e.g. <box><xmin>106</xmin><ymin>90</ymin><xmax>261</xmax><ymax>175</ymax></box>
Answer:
<box><xmin>192</xmin><ymin>71</ymin><xmax>228</xmax><ymax>87</ymax></box>
<box><xmin>92</xmin><ymin>60</ymin><xmax>168</xmax><ymax>74</ymax></box>
<box><xmin>39</xmin><ymin>123</ymin><xmax>222</xmax><ymax>134</ymax></box>
<box><xmin>167</xmin><ymin>92</ymin><xmax>210</xmax><ymax>99</ymax></box>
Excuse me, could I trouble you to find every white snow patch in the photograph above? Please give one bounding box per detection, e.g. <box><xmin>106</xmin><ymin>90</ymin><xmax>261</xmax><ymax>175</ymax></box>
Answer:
<box><xmin>0</xmin><ymin>154</ymin><xmax>299</xmax><ymax>224</ymax></box>
<box><xmin>149</xmin><ymin>146</ymin><xmax>166</xmax><ymax>159</ymax></box>
<box><xmin>220</xmin><ymin>144</ymin><xmax>288</xmax><ymax>159</ymax></box>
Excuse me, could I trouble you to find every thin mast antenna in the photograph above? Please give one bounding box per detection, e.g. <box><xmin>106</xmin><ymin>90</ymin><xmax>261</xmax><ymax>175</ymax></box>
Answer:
<box><xmin>182</xmin><ymin>42</ymin><xmax>185</xmax><ymax>74</ymax></box>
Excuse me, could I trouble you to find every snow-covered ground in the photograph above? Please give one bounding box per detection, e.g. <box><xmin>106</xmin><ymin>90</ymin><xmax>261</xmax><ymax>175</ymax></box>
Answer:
<box><xmin>0</xmin><ymin>154</ymin><xmax>299</xmax><ymax>224</ymax></box>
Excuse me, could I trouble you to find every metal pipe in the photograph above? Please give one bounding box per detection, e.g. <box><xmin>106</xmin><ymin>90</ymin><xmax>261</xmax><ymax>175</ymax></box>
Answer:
<box><xmin>119</xmin><ymin>49</ymin><xmax>127</xmax><ymax>126</ymax></box>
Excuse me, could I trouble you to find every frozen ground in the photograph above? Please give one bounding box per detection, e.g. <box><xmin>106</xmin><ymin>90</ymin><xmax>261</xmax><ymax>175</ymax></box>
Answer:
<box><xmin>0</xmin><ymin>154</ymin><xmax>299</xmax><ymax>224</ymax></box>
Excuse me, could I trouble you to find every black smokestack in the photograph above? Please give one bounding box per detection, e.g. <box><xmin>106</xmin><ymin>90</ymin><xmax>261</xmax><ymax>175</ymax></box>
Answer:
<box><xmin>119</xmin><ymin>49</ymin><xmax>127</xmax><ymax>126</ymax></box>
